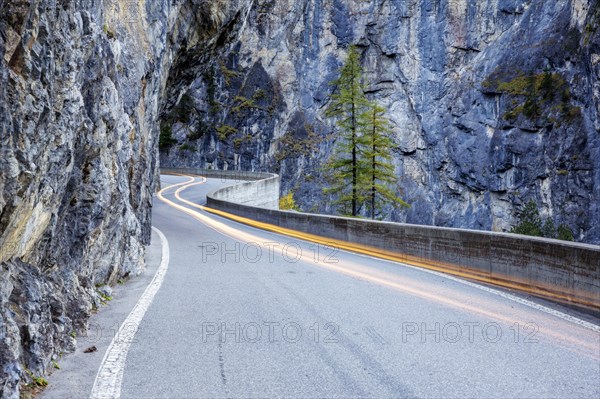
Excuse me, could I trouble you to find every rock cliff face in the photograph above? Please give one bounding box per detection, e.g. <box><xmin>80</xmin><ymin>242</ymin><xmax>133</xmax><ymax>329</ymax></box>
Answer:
<box><xmin>0</xmin><ymin>1</ymin><xmax>251</xmax><ymax>397</ymax></box>
<box><xmin>161</xmin><ymin>0</ymin><xmax>600</xmax><ymax>244</ymax></box>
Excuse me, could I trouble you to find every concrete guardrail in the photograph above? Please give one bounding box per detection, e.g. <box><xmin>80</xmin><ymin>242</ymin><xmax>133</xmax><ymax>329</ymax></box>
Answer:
<box><xmin>162</xmin><ymin>168</ymin><xmax>600</xmax><ymax>313</ymax></box>
<box><xmin>161</xmin><ymin>167</ymin><xmax>280</xmax><ymax>209</ymax></box>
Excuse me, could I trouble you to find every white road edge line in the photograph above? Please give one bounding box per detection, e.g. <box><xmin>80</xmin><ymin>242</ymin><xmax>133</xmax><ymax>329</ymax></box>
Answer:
<box><xmin>90</xmin><ymin>226</ymin><xmax>170</xmax><ymax>399</ymax></box>
<box><xmin>183</xmin><ymin>180</ymin><xmax>599</xmax><ymax>333</ymax></box>
<box><xmin>330</xmin><ymin>246</ymin><xmax>600</xmax><ymax>333</ymax></box>
<box><xmin>373</xmin><ymin>254</ymin><xmax>600</xmax><ymax>332</ymax></box>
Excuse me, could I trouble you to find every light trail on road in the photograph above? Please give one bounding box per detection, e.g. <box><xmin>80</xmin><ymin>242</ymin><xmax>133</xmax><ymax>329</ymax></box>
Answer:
<box><xmin>187</xmin><ymin>180</ymin><xmax>600</xmax><ymax>312</ymax></box>
<box><xmin>159</xmin><ymin>174</ymin><xmax>600</xmax><ymax>359</ymax></box>
<box><xmin>93</xmin><ymin>173</ymin><xmax>600</xmax><ymax>399</ymax></box>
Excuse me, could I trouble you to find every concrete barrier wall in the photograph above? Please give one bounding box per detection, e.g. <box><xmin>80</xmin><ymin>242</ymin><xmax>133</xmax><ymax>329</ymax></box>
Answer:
<box><xmin>161</xmin><ymin>168</ymin><xmax>280</xmax><ymax>210</ymax></box>
<box><xmin>161</xmin><ymin>167</ymin><xmax>275</xmax><ymax>182</ymax></box>
<box><xmin>161</xmin><ymin>168</ymin><xmax>599</xmax><ymax>312</ymax></box>
<box><xmin>205</xmin><ymin>194</ymin><xmax>600</xmax><ymax>313</ymax></box>
<box><xmin>208</xmin><ymin>176</ymin><xmax>280</xmax><ymax>209</ymax></box>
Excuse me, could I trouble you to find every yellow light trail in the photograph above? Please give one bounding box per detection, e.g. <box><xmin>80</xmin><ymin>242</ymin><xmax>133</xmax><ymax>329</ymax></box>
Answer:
<box><xmin>199</xmin><ymin>197</ymin><xmax>599</xmax><ymax>312</ymax></box>
<box><xmin>157</xmin><ymin>175</ymin><xmax>600</xmax><ymax>357</ymax></box>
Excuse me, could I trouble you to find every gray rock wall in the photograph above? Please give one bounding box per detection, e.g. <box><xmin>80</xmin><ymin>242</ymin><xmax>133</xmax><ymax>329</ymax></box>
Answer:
<box><xmin>160</xmin><ymin>0</ymin><xmax>600</xmax><ymax>244</ymax></box>
<box><xmin>0</xmin><ymin>1</ymin><xmax>252</xmax><ymax>397</ymax></box>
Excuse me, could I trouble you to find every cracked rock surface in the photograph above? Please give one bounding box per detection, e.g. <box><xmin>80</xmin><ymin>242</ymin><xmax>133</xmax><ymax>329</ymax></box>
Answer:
<box><xmin>0</xmin><ymin>1</ymin><xmax>250</xmax><ymax>397</ymax></box>
<box><xmin>161</xmin><ymin>0</ymin><xmax>600</xmax><ymax>244</ymax></box>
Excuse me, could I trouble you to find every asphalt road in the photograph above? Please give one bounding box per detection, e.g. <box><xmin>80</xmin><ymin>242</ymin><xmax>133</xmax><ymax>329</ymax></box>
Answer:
<box><xmin>43</xmin><ymin>174</ymin><xmax>600</xmax><ymax>398</ymax></box>
<box><xmin>124</xmin><ymin>174</ymin><xmax>600</xmax><ymax>398</ymax></box>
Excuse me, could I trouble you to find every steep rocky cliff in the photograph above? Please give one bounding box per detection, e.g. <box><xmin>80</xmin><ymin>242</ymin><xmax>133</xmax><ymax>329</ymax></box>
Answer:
<box><xmin>0</xmin><ymin>1</ymin><xmax>251</xmax><ymax>397</ymax></box>
<box><xmin>160</xmin><ymin>0</ymin><xmax>600</xmax><ymax>244</ymax></box>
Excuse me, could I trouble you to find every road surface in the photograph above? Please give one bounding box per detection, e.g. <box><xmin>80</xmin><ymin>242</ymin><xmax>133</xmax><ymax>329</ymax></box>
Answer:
<box><xmin>45</xmin><ymin>174</ymin><xmax>600</xmax><ymax>398</ymax></box>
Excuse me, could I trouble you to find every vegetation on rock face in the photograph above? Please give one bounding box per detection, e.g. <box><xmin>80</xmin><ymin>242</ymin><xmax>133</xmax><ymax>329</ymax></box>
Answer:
<box><xmin>159</xmin><ymin>122</ymin><xmax>176</xmax><ymax>149</ymax></box>
<box><xmin>187</xmin><ymin>128</ymin><xmax>204</xmax><ymax>141</ymax></box>
<box><xmin>232</xmin><ymin>95</ymin><xmax>262</xmax><ymax>114</ymax></box>
<box><xmin>324</xmin><ymin>46</ymin><xmax>407</xmax><ymax>218</ymax></box>
<box><xmin>511</xmin><ymin>200</ymin><xmax>573</xmax><ymax>241</ymax></box>
<box><xmin>179</xmin><ymin>143</ymin><xmax>195</xmax><ymax>152</ymax></box>
<box><xmin>274</xmin><ymin>124</ymin><xmax>321</xmax><ymax>164</ymax></box>
<box><xmin>216</xmin><ymin>124</ymin><xmax>238</xmax><ymax>141</ymax></box>
<box><xmin>279</xmin><ymin>191</ymin><xmax>300</xmax><ymax>211</ymax></box>
<box><xmin>482</xmin><ymin>70</ymin><xmax>581</xmax><ymax>126</ymax></box>
<box><xmin>20</xmin><ymin>368</ymin><xmax>49</xmax><ymax>399</ymax></box>
<box><xmin>204</xmin><ymin>67</ymin><xmax>220</xmax><ymax>115</ymax></box>
<box><xmin>233</xmin><ymin>135</ymin><xmax>253</xmax><ymax>150</ymax></box>
<box><xmin>219</xmin><ymin>60</ymin><xmax>240</xmax><ymax>87</ymax></box>
<box><xmin>103</xmin><ymin>24</ymin><xmax>115</xmax><ymax>40</ymax></box>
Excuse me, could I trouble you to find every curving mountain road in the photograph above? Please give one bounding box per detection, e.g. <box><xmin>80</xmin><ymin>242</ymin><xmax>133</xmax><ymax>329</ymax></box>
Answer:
<box><xmin>114</xmin><ymin>174</ymin><xmax>600</xmax><ymax>398</ymax></box>
<box><xmin>44</xmin><ymin>174</ymin><xmax>600</xmax><ymax>398</ymax></box>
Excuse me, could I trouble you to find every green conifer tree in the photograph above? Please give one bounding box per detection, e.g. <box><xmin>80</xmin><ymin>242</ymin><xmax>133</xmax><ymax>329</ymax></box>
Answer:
<box><xmin>359</xmin><ymin>102</ymin><xmax>409</xmax><ymax>219</ymax></box>
<box><xmin>511</xmin><ymin>200</ymin><xmax>575</xmax><ymax>242</ymax></box>
<box><xmin>541</xmin><ymin>218</ymin><xmax>557</xmax><ymax>239</ymax></box>
<box><xmin>556</xmin><ymin>224</ymin><xmax>574</xmax><ymax>241</ymax></box>
<box><xmin>511</xmin><ymin>199</ymin><xmax>543</xmax><ymax>237</ymax></box>
<box><xmin>324</xmin><ymin>46</ymin><xmax>369</xmax><ymax>216</ymax></box>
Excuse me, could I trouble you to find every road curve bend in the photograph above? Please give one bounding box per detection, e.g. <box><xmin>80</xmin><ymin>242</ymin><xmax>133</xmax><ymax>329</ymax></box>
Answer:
<box><xmin>111</xmin><ymin>174</ymin><xmax>600</xmax><ymax>398</ymax></box>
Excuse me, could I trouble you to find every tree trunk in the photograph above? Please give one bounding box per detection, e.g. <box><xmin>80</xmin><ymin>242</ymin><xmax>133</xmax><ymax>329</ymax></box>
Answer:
<box><xmin>351</xmin><ymin>74</ymin><xmax>357</xmax><ymax>217</ymax></box>
<box><xmin>371</xmin><ymin>111</ymin><xmax>376</xmax><ymax>219</ymax></box>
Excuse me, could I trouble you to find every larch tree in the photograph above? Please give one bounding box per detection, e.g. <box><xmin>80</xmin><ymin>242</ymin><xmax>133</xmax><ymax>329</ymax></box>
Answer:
<box><xmin>359</xmin><ymin>101</ymin><xmax>409</xmax><ymax>219</ymax></box>
<box><xmin>324</xmin><ymin>46</ymin><xmax>369</xmax><ymax>216</ymax></box>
